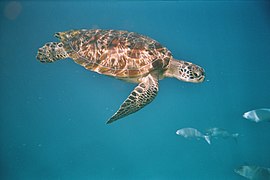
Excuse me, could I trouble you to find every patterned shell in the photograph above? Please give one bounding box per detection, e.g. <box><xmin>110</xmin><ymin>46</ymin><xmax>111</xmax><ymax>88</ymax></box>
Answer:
<box><xmin>55</xmin><ymin>29</ymin><xmax>172</xmax><ymax>78</ymax></box>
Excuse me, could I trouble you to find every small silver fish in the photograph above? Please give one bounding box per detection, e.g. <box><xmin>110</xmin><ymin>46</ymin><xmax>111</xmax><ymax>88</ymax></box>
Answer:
<box><xmin>243</xmin><ymin>108</ymin><xmax>270</xmax><ymax>123</ymax></box>
<box><xmin>234</xmin><ymin>165</ymin><xmax>270</xmax><ymax>180</ymax></box>
<box><xmin>205</xmin><ymin>128</ymin><xmax>239</xmax><ymax>141</ymax></box>
<box><xmin>176</xmin><ymin>128</ymin><xmax>211</xmax><ymax>144</ymax></box>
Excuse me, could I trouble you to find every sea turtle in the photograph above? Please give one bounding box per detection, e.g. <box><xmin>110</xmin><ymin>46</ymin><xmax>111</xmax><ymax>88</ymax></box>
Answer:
<box><xmin>37</xmin><ymin>29</ymin><xmax>205</xmax><ymax>124</ymax></box>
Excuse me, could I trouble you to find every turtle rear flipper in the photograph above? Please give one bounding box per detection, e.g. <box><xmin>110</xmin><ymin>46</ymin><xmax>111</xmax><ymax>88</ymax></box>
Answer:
<box><xmin>36</xmin><ymin>42</ymin><xmax>68</xmax><ymax>63</ymax></box>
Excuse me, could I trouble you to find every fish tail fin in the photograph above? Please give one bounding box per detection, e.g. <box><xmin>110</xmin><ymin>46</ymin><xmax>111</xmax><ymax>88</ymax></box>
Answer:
<box><xmin>36</xmin><ymin>42</ymin><xmax>68</xmax><ymax>63</ymax></box>
<box><xmin>204</xmin><ymin>135</ymin><xmax>211</xmax><ymax>145</ymax></box>
<box><xmin>232</xmin><ymin>133</ymin><xmax>239</xmax><ymax>143</ymax></box>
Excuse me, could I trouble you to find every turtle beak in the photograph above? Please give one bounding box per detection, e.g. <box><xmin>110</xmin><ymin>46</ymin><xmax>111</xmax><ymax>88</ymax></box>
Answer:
<box><xmin>190</xmin><ymin>67</ymin><xmax>205</xmax><ymax>83</ymax></box>
<box><xmin>197</xmin><ymin>70</ymin><xmax>205</xmax><ymax>82</ymax></box>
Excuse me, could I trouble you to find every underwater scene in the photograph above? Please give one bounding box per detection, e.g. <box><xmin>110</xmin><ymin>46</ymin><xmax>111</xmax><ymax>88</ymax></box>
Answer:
<box><xmin>1</xmin><ymin>1</ymin><xmax>270</xmax><ymax>179</ymax></box>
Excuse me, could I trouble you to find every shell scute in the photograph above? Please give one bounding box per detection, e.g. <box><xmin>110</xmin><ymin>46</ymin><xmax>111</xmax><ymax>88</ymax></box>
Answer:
<box><xmin>57</xmin><ymin>29</ymin><xmax>172</xmax><ymax>78</ymax></box>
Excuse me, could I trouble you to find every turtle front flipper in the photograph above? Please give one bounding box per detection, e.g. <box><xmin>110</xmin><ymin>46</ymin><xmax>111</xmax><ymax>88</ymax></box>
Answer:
<box><xmin>36</xmin><ymin>42</ymin><xmax>68</xmax><ymax>63</ymax></box>
<box><xmin>107</xmin><ymin>74</ymin><xmax>159</xmax><ymax>124</ymax></box>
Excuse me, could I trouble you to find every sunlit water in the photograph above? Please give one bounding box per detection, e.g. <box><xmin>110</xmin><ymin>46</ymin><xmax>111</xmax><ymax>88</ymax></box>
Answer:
<box><xmin>1</xmin><ymin>1</ymin><xmax>270</xmax><ymax>179</ymax></box>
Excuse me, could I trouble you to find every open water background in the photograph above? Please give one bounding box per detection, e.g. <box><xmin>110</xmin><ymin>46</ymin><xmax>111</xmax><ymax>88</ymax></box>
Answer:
<box><xmin>1</xmin><ymin>1</ymin><xmax>270</xmax><ymax>179</ymax></box>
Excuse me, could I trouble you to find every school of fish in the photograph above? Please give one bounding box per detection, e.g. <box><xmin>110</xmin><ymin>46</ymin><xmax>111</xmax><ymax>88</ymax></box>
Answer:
<box><xmin>176</xmin><ymin>108</ymin><xmax>270</xmax><ymax>180</ymax></box>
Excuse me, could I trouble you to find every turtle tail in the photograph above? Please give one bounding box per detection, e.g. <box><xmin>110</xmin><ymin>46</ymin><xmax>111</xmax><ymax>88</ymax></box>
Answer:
<box><xmin>36</xmin><ymin>42</ymin><xmax>68</xmax><ymax>63</ymax></box>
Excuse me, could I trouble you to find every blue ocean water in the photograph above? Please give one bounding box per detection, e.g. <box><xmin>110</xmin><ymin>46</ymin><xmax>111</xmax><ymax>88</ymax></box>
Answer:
<box><xmin>1</xmin><ymin>1</ymin><xmax>270</xmax><ymax>179</ymax></box>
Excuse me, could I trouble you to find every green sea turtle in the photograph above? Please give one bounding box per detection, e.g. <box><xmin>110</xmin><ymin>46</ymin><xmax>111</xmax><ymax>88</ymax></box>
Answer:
<box><xmin>37</xmin><ymin>29</ymin><xmax>205</xmax><ymax>124</ymax></box>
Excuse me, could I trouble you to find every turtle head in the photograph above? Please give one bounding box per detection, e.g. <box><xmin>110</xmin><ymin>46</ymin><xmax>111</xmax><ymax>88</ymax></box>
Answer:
<box><xmin>165</xmin><ymin>59</ymin><xmax>205</xmax><ymax>83</ymax></box>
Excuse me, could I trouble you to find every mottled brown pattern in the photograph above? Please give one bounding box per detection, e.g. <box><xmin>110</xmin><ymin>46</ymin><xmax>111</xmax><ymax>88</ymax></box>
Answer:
<box><xmin>55</xmin><ymin>29</ymin><xmax>172</xmax><ymax>78</ymax></box>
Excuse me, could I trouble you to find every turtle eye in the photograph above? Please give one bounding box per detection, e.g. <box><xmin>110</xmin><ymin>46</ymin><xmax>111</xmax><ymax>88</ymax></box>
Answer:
<box><xmin>194</xmin><ymin>71</ymin><xmax>201</xmax><ymax>77</ymax></box>
<box><xmin>194</xmin><ymin>68</ymin><xmax>204</xmax><ymax>78</ymax></box>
